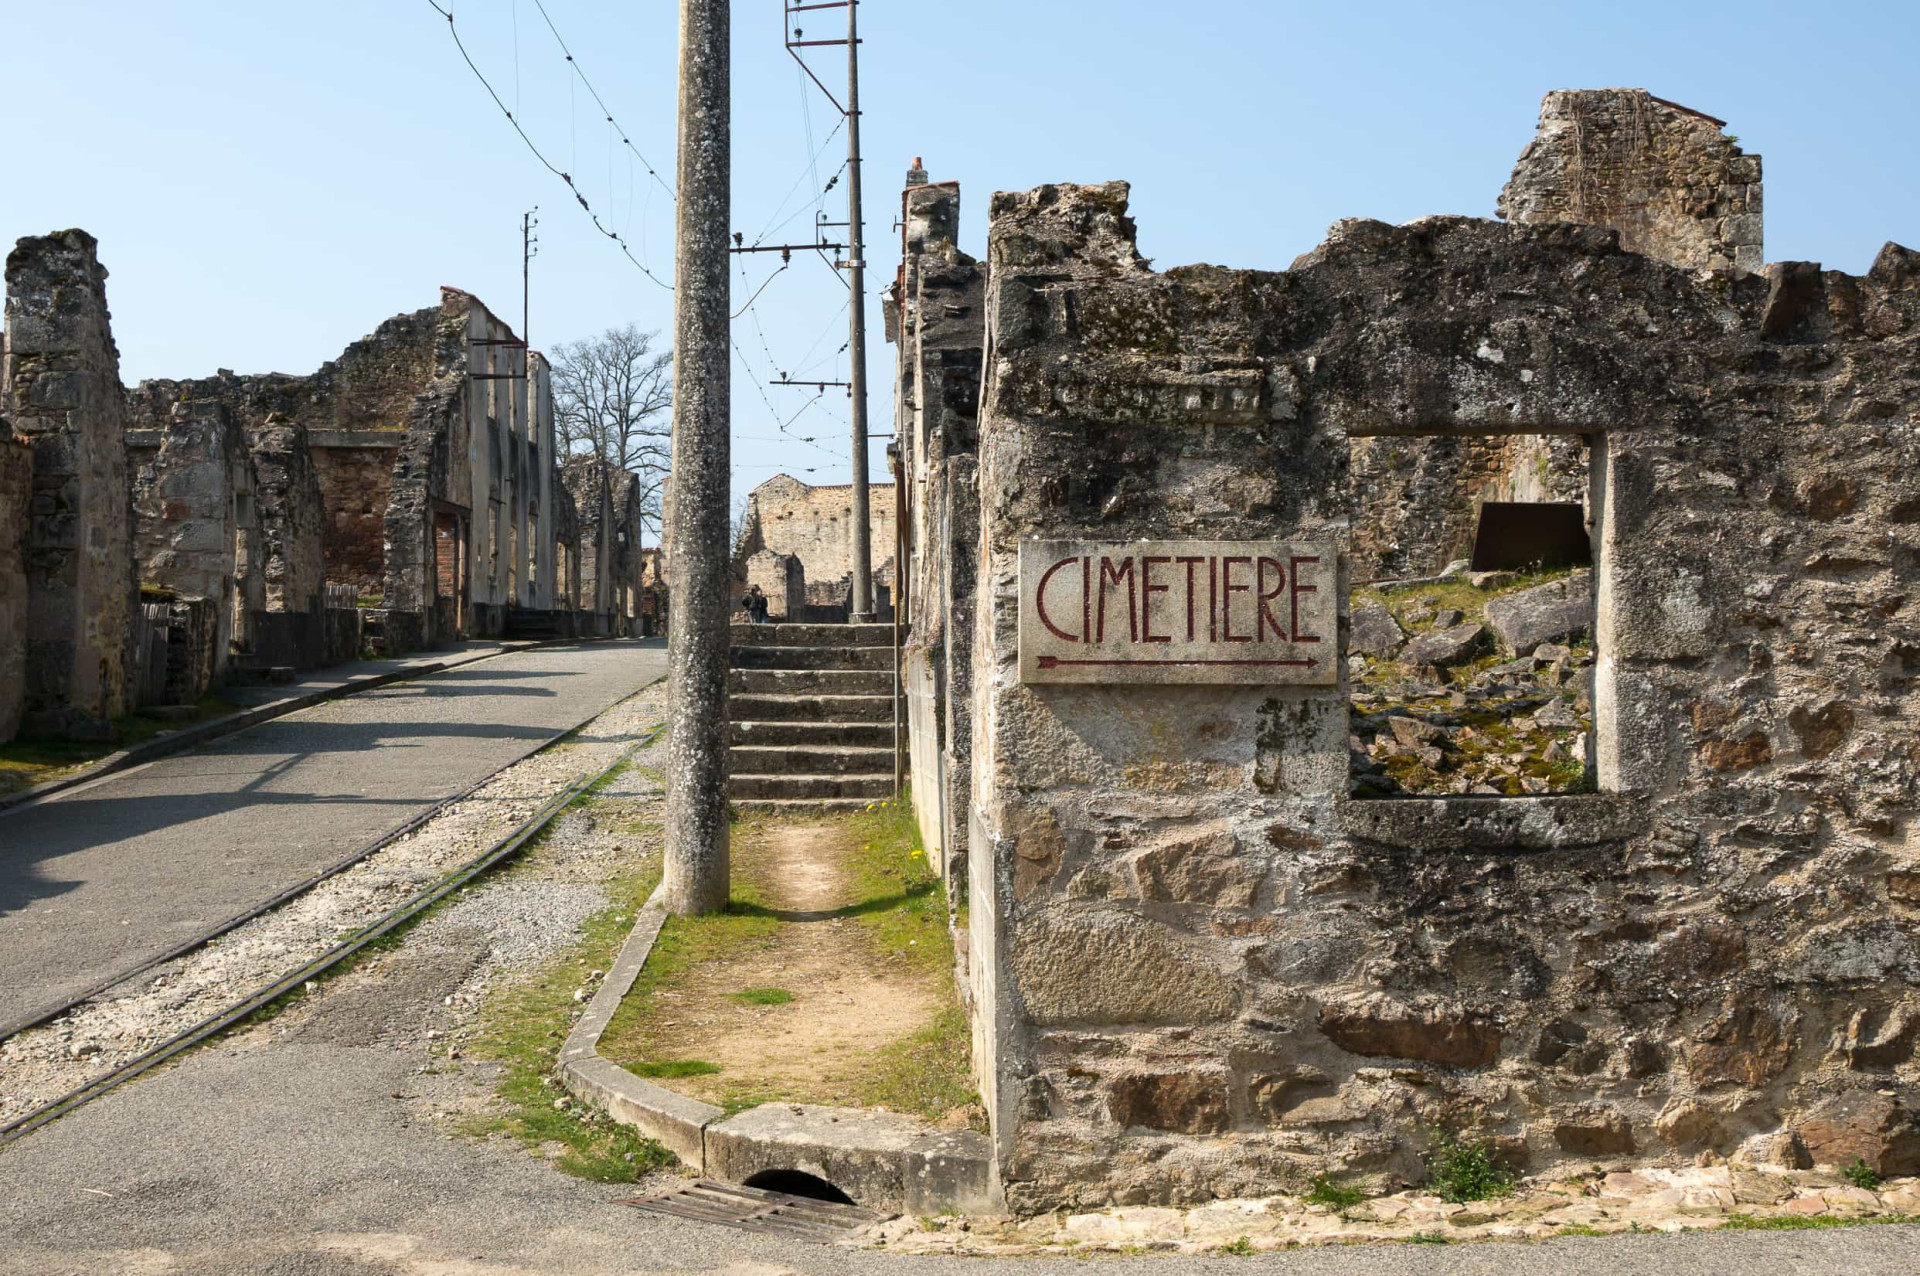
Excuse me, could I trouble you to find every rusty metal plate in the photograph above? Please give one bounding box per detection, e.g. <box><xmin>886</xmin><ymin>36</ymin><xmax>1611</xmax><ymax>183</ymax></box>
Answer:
<box><xmin>1469</xmin><ymin>502</ymin><xmax>1591</xmax><ymax>573</ymax></box>
<box><xmin>615</xmin><ymin>1180</ymin><xmax>883</xmax><ymax>1242</ymax></box>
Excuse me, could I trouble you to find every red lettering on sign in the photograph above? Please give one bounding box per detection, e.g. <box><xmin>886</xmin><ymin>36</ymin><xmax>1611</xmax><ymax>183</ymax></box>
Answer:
<box><xmin>1290</xmin><ymin>555</ymin><xmax>1322</xmax><ymax>644</ymax></box>
<box><xmin>1175</xmin><ymin>555</ymin><xmax>1204</xmax><ymax>641</ymax></box>
<box><xmin>1080</xmin><ymin>556</ymin><xmax>1092</xmax><ymax>645</ymax></box>
<box><xmin>1098</xmin><ymin>557</ymin><xmax>1138</xmax><ymax>643</ymax></box>
<box><xmin>1256</xmin><ymin>556</ymin><xmax>1288</xmax><ymax>640</ymax></box>
<box><xmin>1035</xmin><ymin>555</ymin><xmax>1081</xmax><ymax>643</ymax></box>
<box><xmin>1221</xmin><ymin>556</ymin><xmax>1252</xmax><ymax>642</ymax></box>
<box><xmin>1140</xmin><ymin>556</ymin><xmax>1172</xmax><ymax>643</ymax></box>
<box><xmin>1208</xmin><ymin>556</ymin><xmax>1219</xmax><ymax>642</ymax></box>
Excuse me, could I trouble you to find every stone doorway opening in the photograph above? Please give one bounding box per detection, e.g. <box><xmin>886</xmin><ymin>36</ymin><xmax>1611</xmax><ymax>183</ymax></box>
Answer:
<box><xmin>1346</xmin><ymin>432</ymin><xmax>1600</xmax><ymax>798</ymax></box>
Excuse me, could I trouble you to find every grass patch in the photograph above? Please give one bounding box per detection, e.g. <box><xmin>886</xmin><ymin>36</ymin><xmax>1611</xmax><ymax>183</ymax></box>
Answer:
<box><xmin>632</xmin><ymin>1058</ymin><xmax>722</xmax><ymax>1078</ymax></box>
<box><xmin>1304</xmin><ymin>1173</ymin><xmax>1367</xmax><ymax>1209</ymax></box>
<box><xmin>1212</xmin><ymin>1236</ymin><xmax>1256</xmax><ymax>1256</ymax></box>
<box><xmin>0</xmin><ymin>694</ymin><xmax>239</xmax><ymax>795</ymax></box>
<box><xmin>1720</xmin><ymin>1212</ymin><xmax>1918</xmax><ymax>1232</ymax></box>
<box><xmin>454</xmin><ymin>857</ymin><xmax>674</xmax><ymax>1182</ymax></box>
<box><xmin>1424</xmin><ymin>1131</ymin><xmax>1517</xmax><ymax>1204</ymax></box>
<box><xmin>1406</xmin><ymin>1231</ymin><xmax>1450</xmax><ymax>1245</ymax></box>
<box><xmin>844</xmin><ymin>799</ymin><xmax>949</xmax><ymax>977</ymax></box>
<box><xmin>729</xmin><ymin>987</ymin><xmax>794</xmax><ymax>1006</ymax></box>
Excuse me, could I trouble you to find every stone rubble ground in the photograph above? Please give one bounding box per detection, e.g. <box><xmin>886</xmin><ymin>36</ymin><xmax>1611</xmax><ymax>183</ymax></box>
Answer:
<box><xmin>859</xmin><ymin>1164</ymin><xmax>1920</xmax><ymax>1255</ymax></box>
<box><xmin>0</xmin><ymin>681</ymin><xmax>667</xmax><ymax>1125</ymax></box>
<box><xmin>1349</xmin><ymin>569</ymin><xmax>1594</xmax><ymax>797</ymax></box>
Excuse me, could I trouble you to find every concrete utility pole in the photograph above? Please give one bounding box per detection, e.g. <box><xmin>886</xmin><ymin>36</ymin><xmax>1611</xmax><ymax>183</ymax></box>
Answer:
<box><xmin>844</xmin><ymin>0</ymin><xmax>875</xmax><ymax>623</ymax></box>
<box><xmin>661</xmin><ymin>0</ymin><xmax>730</xmax><ymax>916</ymax></box>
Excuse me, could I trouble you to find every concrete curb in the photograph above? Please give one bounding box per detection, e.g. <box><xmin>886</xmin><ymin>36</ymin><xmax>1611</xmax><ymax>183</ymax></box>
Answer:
<box><xmin>558</xmin><ymin>884</ymin><xmax>997</xmax><ymax>1215</ymax></box>
<box><xmin>0</xmin><ymin>638</ymin><xmax>589</xmax><ymax>815</ymax></box>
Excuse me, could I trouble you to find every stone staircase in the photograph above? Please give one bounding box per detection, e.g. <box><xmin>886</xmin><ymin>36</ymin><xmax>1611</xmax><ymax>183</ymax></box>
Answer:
<box><xmin>729</xmin><ymin>623</ymin><xmax>895</xmax><ymax>811</ymax></box>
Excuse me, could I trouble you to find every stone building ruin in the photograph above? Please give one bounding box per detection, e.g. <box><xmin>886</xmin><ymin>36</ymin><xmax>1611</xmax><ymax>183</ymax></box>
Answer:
<box><xmin>888</xmin><ymin>90</ymin><xmax>1920</xmax><ymax>1211</ymax></box>
<box><xmin>0</xmin><ymin>227</ymin><xmax>653</xmax><ymax>746</ymax></box>
<box><xmin>732</xmin><ymin>471</ymin><xmax>897</xmax><ymax>620</ymax></box>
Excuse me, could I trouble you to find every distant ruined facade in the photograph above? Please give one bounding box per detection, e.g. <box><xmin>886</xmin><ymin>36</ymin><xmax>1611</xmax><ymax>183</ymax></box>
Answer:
<box><xmin>0</xmin><ymin>233</ymin><xmax>652</xmax><ymax>745</ymax></box>
<box><xmin>733</xmin><ymin>472</ymin><xmax>897</xmax><ymax>619</ymax></box>
<box><xmin>888</xmin><ymin>91</ymin><xmax>1920</xmax><ymax>1211</ymax></box>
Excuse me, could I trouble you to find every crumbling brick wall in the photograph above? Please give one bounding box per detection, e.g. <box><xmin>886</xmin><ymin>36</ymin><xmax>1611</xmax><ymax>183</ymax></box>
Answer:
<box><xmin>0</xmin><ymin>423</ymin><xmax>30</xmax><ymax>742</ymax></box>
<box><xmin>563</xmin><ymin>454</ymin><xmax>614</xmax><ymax>628</ymax></box>
<box><xmin>2</xmin><ymin>230</ymin><xmax>136</xmax><ymax>739</ymax></box>
<box><xmin>959</xmin><ymin>169</ymin><xmax>1919</xmax><ymax>1211</ymax></box>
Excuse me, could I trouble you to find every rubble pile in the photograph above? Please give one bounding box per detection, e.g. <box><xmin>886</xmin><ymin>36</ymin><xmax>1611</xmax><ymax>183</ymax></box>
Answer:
<box><xmin>1348</xmin><ymin>569</ymin><xmax>1594</xmax><ymax>797</ymax></box>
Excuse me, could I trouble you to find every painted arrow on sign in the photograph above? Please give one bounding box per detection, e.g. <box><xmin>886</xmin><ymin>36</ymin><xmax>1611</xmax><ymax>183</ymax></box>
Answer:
<box><xmin>1036</xmin><ymin>655</ymin><xmax>1319</xmax><ymax>670</ymax></box>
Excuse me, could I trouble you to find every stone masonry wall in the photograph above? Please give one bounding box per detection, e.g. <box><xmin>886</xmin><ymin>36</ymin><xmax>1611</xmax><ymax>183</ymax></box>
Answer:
<box><xmin>130</xmin><ymin>399</ymin><xmax>254</xmax><ymax>678</ymax></box>
<box><xmin>739</xmin><ymin>473</ymin><xmax>897</xmax><ymax>596</ymax></box>
<box><xmin>3</xmin><ymin>231</ymin><xmax>135</xmax><ymax>739</ymax></box>
<box><xmin>890</xmin><ymin>173</ymin><xmax>985</xmax><ymax>885</ymax></box>
<box><xmin>1498</xmin><ymin>88</ymin><xmax>1763</xmax><ymax>277</ymax></box>
<box><xmin>0</xmin><ymin>424</ymin><xmax>30</xmax><ymax>742</ymax></box>
<box><xmin>964</xmin><ymin>177</ymin><xmax>1920</xmax><ymax>1212</ymax></box>
<box><xmin>248</xmin><ymin>413</ymin><xmax>328</xmax><ymax>612</ymax></box>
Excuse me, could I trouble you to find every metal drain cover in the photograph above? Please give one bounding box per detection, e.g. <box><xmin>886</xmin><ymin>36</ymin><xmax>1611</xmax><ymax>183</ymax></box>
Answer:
<box><xmin>616</xmin><ymin>1179</ymin><xmax>884</xmax><ymax>1242</ymax></box>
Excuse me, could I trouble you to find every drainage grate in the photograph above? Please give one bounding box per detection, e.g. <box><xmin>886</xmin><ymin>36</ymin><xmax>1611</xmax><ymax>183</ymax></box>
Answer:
<box><xmin>616</xmin><ymin>1179</ymin><xmax>884</xmax><ymax>1242</ymax></box>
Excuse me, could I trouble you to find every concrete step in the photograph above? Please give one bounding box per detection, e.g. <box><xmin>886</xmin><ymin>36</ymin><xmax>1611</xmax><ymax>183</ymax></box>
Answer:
<box><xmin>735</xmin><ymin>623</ymin><xmax>893</xmax><ymax>648</ymax></box>
<box><xmin>729</xmin><ymin>744</ymin><xmax>894</xmax><ymax>776</ymax></box>
<box><xmin>733</xmin><ymin>797</ymin><xmax>883</xmax><ymax>814</ymax></box>
<box><xmin>730</xmin><ymin>693</ymin><xmax>894</xmax><ymax>724</ymax></box>
<box><xmin>731</xmin><ymin>720</ymin><xmax>894</xmax><ymax>748</ymax></box>
<box><xmin>729</xmin><ymin>644</ymin><xmax>892</xmax><ymax>672</ymax></box>
<box><xmin>729</xmin><ymin>773</ymin><xmax>894</xmax><ymax>801</ymax></box>
<box><xmin>729</xmin><ymin>668</ymin><xmax>892</xmax><ymax>696</ymax></box>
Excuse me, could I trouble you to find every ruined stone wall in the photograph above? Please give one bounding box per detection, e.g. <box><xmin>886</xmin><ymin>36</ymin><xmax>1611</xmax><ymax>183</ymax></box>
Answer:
<box><xmin>739</xmin><ymin>473</ymin><xmax>897</xmax><ymax>597</ymax></box>
<box><xmin>1349</xmin><ymin>434</ymin><xmax>1587</xmax><ymax>580</ymax></box>
<box><xmin>744</xmin><ymin>548</ymin><xmax>804</xmax><ymax>620</ymax></box>
<box><xmin>1498</xmin><ymin>88</ymin><xmax>1763</xmax><ymax>277</ymax></box>
<box><xmin>3</xmin><ymin>231</ymin><xmax>135</xmax><ymax>739</ymax></box>
<box><xmin>0</xmin><ymin>424</ymin><xmax>30</xmax><ymax>742</ymax></box>
<box><xmin>965</xmin><ymin>176</ymin><xmax>1920</xmax><ymax>1211</ymax></box>
<box><xmin>562</xmin><ymin>455</ymin><xmax>614</xmax><ymax>627</ymax></box>
<box><xmin>1348</xmin><ymin>89</ymin><xmax>1761</xmax><ymax>582</ymax></box>
<box><xmin>889</xmin><ymin>174</ymin><xmax>985</xmax><ymax>882</ymax></box>
<box><xmin>130</xmin><ymin>400</ymin><xmax>253</xmax><ymax>678</ymax></box>
<box><xmin>127</xmin><ymin>309</ymin><xmax>442</xmax><ymax>592</ymax></box>
<box><xmin>311</xmin><ymin>445</ymin><xmax>396</xmax><ymax>589</ymax></box>
<box><xmin>248</xmin><ymin>414</ymin><xmax>328</xmax><ymax>612</ymax></box>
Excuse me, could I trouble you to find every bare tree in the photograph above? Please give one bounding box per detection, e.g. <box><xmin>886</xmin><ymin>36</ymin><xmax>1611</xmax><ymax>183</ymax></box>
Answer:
<box><xmin>550</xmin><ymin>325</ymin><xmax>673</xmax><ymax>544</ymax></box>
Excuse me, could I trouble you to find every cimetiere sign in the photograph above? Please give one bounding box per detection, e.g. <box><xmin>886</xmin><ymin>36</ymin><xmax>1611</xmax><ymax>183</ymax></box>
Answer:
<box><xmin>1017</xmin><ymin>540</ymin><xmax>1338</xmax><ymax>685</ymax></box>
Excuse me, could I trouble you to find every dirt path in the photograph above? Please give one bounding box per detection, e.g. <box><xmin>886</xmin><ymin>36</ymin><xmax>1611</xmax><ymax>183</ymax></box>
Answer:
<box><xmin>624</xmin><ymin>819</ymin><xmax>951</xmax><ymax>1114</ymax></box>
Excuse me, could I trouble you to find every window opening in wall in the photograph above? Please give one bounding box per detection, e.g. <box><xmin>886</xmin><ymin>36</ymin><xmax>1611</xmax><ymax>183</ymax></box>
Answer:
<box><xmin>1347</xmin><ymin>432</ymin><xmax>1597</xmax><ymax>799</ymax></box>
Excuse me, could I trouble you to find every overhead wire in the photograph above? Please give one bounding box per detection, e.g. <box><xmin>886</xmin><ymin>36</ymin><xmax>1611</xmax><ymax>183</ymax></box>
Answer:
<box><xmin>423</xmin><ymin>0</ymin><xmax>673</xmax><ymax>290</ymax></box>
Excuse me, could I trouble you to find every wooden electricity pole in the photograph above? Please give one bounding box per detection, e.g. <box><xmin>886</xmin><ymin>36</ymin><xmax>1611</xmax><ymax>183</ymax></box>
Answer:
<box><xmin>661</xmin><ymin>0</ymin><xmax>731</xmax><ymax>916</ymax></box>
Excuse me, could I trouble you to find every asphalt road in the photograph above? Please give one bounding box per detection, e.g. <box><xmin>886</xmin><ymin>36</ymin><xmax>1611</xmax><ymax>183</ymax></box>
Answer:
<box><xmin>0</xmin><ymin>640</ymin><xmax>666</xmax><ymax>1031</ymax></box>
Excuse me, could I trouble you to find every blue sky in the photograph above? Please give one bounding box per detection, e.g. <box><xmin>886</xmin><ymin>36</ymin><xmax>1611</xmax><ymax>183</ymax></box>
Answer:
<box><xmin>3</xmin><ymin>1</ymin><xmax>1914</xmax><ymax>491</ymax></box>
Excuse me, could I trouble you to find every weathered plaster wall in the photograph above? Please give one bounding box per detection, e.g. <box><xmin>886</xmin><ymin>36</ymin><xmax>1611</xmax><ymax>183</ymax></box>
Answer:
<box><xmin>3</xmin><ymin>230</ymin><xmax>135</xmax><ymax>739</ymax></box>
<box><xmin>963</xmin><ymin>175</ymin><xmax>1920</xmax><ymax>1212</ymax></box>
<box><xmin>0</xmin><ymin>424</ymin><xmax>30</xmax><ymax>742</ymax></box>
